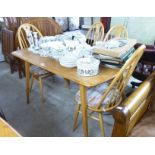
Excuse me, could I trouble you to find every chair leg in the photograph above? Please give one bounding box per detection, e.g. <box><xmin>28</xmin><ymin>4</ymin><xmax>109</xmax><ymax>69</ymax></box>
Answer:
<box><xmin>39</xmin><ymin>77</ymin><xmax>44</xmax><ymax>103</ymax></box>
<box><xmin>21</xmin><ymin>61</ymin><xmax>25</xmax><ymax>77</ymax></box>
<box><xmin>73</xmin><ymin>104</ymin><xmax>81</xmax><ymax>131</ymax></box>
<box><xmin>29</xmin><ymin>76</ymin><xmax>34</xmax><ymax>92</ymax></box>
<box><xmin>99</xmin><ymin>113</ymin><xmax>105</xmax><ymax>137</ymax></box>
<box><xmin>16</xmin><ymin>58</ymin><xmax>23</xmax><ymax>79</ymax></box>
<box><xmin>9</xmin><ymin>59</ymin><xmax>14</xmax><ymax>74</ymax></box>
<box><xmin>64</xmin><ymin>79</ymin><xmax>70</xmax><ymax>89</ymax></box>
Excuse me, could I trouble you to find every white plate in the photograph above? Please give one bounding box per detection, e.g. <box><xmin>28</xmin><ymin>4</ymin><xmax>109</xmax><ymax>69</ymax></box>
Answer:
<box><xmin>60</xmin><ymin>62</ymin><xmax>76</xmax><ymax>68</ymax></box>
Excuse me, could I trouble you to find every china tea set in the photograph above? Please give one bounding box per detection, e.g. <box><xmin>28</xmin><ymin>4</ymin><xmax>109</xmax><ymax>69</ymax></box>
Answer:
<box><xmin>26</xmin><ymin>31</ymin><xmax>100</xmax><ymax>77</ymax></box>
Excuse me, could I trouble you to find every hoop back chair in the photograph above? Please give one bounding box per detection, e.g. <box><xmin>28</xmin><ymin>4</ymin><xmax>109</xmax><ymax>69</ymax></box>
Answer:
<box><xmin>21</xmin><ymin>18</ymin><xmax>71</xmax><ymax>89</ymax></box>
<box><xmin>16</xmin><ymin>23</ymin><xmax>53</xmax><ymax>103</ymax></box>
<box><xmin>64</xmin><ymin>22</ymin><xmax>104</xmax><ymax>88</ymax></box>
<box><xmin>73</xmin><ymin>45</ymin><xmax>146</xmax><ymax>136</ymax></box>
<box><xmin>103</xmin><ymin>25</ymin><xmax>128</xmax><ymax>42</ymax></box>
<box><xmin>86</xmin><ymin>21</ymin><xmax>104</xmax><ymax>46</ymax></box>
<box><xmin>17</xmin><ymin>23</ymin><xmax>43</xmax><ymax>48</ymax></box>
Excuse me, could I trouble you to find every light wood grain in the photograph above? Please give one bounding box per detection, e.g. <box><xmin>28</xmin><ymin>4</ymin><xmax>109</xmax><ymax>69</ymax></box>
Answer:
<box><xmin>12</xmin><ymin>49</ymin><xmax>119</xmax><ymax>87</ymax></box>
<box><xmin>0</xmin><ymin>117</ymin><xmax>21</xmax><ymax>137</ymax></box>
<box><xmin>80</xmin><ymin>85</ymin><xmax>88</xmax><ymax>136</ymax></box>
<box><xmin>16</xmin><ymin>23</ymin><xmax>43</xmax><ymax>49</ymax></box>
<box><xmin>25</xmin><ymin>61</ymin><xmax>30</xmax><ymax>104</ymax></box>
<box><xmin>86</xmin><ymin>21</ymin><xmax>104</xmax><ymax>46</ymax></box>
<box><xmin>12</xmin><ymin>48</ymin><xmax>119</xmax><ymax>137</ymax></box>
<box><xmin>73</xmin><ymin>45</ymin><xmax>146</xmax><ymax>136</ymax></box>
<box><xmin>104</xmin><ymin>25</ymin><xmax>128</xmax><ymax>42</ymax></box>
<box><xmin>17</xmin><ymin>23</ymin><xmax>53</xmax><ymax>103</ymax></box>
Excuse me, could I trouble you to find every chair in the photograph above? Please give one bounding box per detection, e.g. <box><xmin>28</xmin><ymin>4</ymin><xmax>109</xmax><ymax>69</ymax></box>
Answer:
<box><xmin>3</xmin><ymin>17</ymin><xmax>20</xmax><ymax>32</ymax></box>
<box><xmin>1</xmin><ymin>17</ymin><xmax>62</xmax><ymax>79</ymax></box>
<box><xmin>2</xmin><ymin>17</ymin><xmax>27</xmax><ymax>78</ymax></box>
<box><xmin>131</xmin><ymin>43</ymin><xmax>155</xmax><ymax>88</ymax></box>
<box><xmin>103</xmin><ymin>25</ymin><xmax>128</xmax><ymax>42</ymax></box>
<box><xmin>86</xmin><ymin>21</ymin><xmax>104</xmax><ymax>46</ymax></box>
<box><xmin>73</xmin><ymin>45</ymin><xmax>146</xmax><ymax>136</ymax></box>
<box><xmin>21</xmin><ymin>17</ymin><xmax>70</xmax><ymax>89</ymax></box>
<box><xmin>21</xmin><ymin>17</ymin><xmax>62</xmax><ymax>36</ymax></box>
<box><xmin>112</xmin><ymin>72</ymin><xmax>155</xmax><ymax>137</ymax></box>
<box><xmin>65</xmin><ymin>22</ymin><xmax>104</xmax><ymax>88</ymax></box>
<box><xmin>16</xmin><ymin>23</ymin><xmax>53</xmax><ymax>103</ymax></box>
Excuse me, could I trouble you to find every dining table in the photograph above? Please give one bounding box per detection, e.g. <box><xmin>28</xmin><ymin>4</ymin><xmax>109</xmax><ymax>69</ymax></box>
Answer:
<box><xmin>12</xmin><ymin>49</ymin><xmax>119</xmax><ymax>137</ymax></box>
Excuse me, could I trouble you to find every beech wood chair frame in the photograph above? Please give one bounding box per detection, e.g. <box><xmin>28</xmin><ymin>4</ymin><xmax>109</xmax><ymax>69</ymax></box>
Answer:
<box><xmin>73</xmin><ymin>45</ymin><xmax>146</xmax><ymax>136</ymax></box>
<box><xmin>16</xmin><ymin>23</ymin><xmax>53</xmax><ymax>103</ymax></box>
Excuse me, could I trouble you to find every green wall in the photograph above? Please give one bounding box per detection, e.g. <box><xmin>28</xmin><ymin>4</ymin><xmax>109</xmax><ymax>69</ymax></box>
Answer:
<box><xmin>111</xmin><ymin>17</ymin><xmax>155</xmax><ymax>45</ymax></box>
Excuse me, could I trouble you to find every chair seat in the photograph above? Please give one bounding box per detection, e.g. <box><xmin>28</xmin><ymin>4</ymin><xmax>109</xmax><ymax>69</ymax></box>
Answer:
<box><xmin>75</xmin><ymin>83</ymin><xmax>122</xmax><ymax>109</ymax></box>
<box><xmin>31</xmin><ymin>66</ymin><xmax>52</xmax><ymax>78</ymax></box>
<box><xmin>129</xmin><ymin>111</ymin><xmax>155</xmax><ymax>137</ymax></box>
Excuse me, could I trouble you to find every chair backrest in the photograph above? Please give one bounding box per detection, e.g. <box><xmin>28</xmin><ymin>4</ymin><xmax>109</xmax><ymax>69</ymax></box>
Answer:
<box><xmin>86</xmin><ymin>21</ymin><xmax>104</xmax><ymax>46</ymax></box>
<box><xmin>103</xmin><ymin>25</ymin><xmax>128</xmax><ymax>42</ymax></box>
<box><xmin>92</xmin><ymin>45</ymin><xmax>146</xmax><ymax>112</ymax></box>
<box><xmin>132</xmin><ymin>43</ymin><xmax>155</xmax><ymax>82</ymax></box>
<box><xmin>3</xmin><ymin>17</ymin><xmax>29</xmax><ymax>31</ymax></box>
<box><xmin>3</xmin><ymin>17</ymin><xmax>20</xmax><ymax>31</ymax></box>
<box><xmin>16</xmin><ymin>23</ymin><xmax>43</xmax><ymax>49</ymax></box>
<box><xmin>2</xmin><ymin>17</ymin><xmax>30</xmax><ymax>52</ymax></box>
<box><xmin>21</xmin><ymin>17</ymin><xmax>62</xmax><ymax>36</ymax></box>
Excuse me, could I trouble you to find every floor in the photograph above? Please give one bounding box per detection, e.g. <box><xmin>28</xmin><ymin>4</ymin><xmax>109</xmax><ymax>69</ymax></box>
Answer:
<box><xmin>0</xmin><ymin>62</ymin><xmax>114</xmax><ymax>137</ymax></box>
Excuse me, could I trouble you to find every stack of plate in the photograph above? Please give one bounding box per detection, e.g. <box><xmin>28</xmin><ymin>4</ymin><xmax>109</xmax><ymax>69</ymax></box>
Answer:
<box><xmin>59</xmin><ymin>54</ymin><xmax>77</xmax><ymax>68</ymax></box>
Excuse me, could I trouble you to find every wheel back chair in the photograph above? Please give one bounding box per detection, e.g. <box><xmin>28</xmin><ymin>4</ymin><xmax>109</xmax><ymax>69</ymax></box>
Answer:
<box><xmin>66</xmin><ymin>21</ymin><xmax>104</xmax><ymax>88</ymax></box>
<box><xmin>16</xmin><ymin>23</ymin><xmax>53</xmax><ymax>103</ymax></box>
<box><xmin>73</xmin><ymin>45</ymin><xmax>146</xmax><ymax>136</ymax></box>
<box><xmin>2</xmin><ymin>17</ymin><xmax>62</xmax><ymax>79</ymax></box>
<box><xmin>86</xmin><ymin>21</ymin><xmax>104</xmax><ymax>46</ymax></box>
<box><xmin>22</xmin><ymin>17</ymin><xmax>70</xmax><ymax>89</ymax></box>
<box><xmin>103</xmin><ymin>25</ymin><xmax>128</xmax><ymax>42</ymax></box>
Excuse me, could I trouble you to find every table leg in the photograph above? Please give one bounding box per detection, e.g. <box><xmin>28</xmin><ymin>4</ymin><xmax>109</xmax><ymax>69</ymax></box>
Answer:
<box><xmin>25</xmin><ymin>61</ymin><xmax>30</xmax><ymax>104</ymax></box>
<box><xmin>79</xmin><ymin>85</ymin><xmax>88</xmax><ymax>137</ymax></box>
<box><xmin>64</xmin><ymin>78</ymin><xmax>70</xmax><ymax>88</ymax></box>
